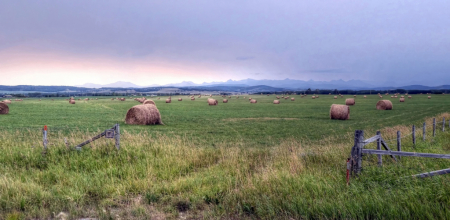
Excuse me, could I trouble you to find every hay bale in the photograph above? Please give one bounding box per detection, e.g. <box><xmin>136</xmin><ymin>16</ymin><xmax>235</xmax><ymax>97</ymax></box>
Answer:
<box><xmin>330</xmin><ymin>104</ymin><xmax>349</xmax><ymax>120</ymax></box>
<box><xmin>400</xmin><ymin>98</ymin><xmax>405</xmax><ymax>102</ymax></box>
<box><xmin>408</xmin><ymin>96</ymin><xmax>412</xmax><ymax>99</ymax></box>
<box><xmin>2</xmin><ymin>100</ymin><xmax>11</xmax><ymax>104</ymax></box>
<box><xmin>0</xmin><ymin>103</ymin><xmax>9</xmax><ymax>114</ymax></box>
<box><xmin>428</xmin><ymin>96</ymin><xmax>431</xmax><ymax>99</ymax></box>
<box><xmin>291</xmin><ymin>98</ymin><xmax>295</xmax><ymax>101</ymax></box>
<box><xmin>354</xmin><ymin>95</ymin><xmax>356</xmax><ymax>97</ymax></box>
<box><xmin>69</xmin><ymin>100</ymin><xmax>76</xmax><ymax>104</ymax></box>
<box><xmin>376</xmin><ymin>100</ymin><xmax>393</xmax><ymax>110</ymax></box>
<box><xmin>312</xmin><ymin>96</ymin><xmax>316</xmax><ymax>99</ymax></box>
<box><xmin>345</xmin><ymin>98</ymin><xmax>355</xmax><ymax>106</ymax></box>
<box><xmin>364</xmin><ymin>95</ymin><xmax>367</xmax><ymax>98</ymax></box>
<box><xmin>401</xmin><ymin>96</ymin><xmax>404</xmax><ymax>98</ymax></box>
<box><xmin>273</xmin><ymin>100</ymin><xmax>280</xmax><ymax>104</ymax></box>
<box><xmin>143</xmin><ymin>100</ymin><xmax>156</xmax><ymax>105</ymax></box>
<box><xmin>208</xmin><ymin>99</ymin><xmax>218</xmax><ymax>105</ymax></box>
<box><xmin>334</xmin><ymin>96</ymin><xmax>337</xmax><ymax>99</ymax></box>
<box><xmin>250</xmin><ymin>99</ymin><xmax>257</xmax><ymax>103</ymax></box>
<box><xmin>284</xmin><ymin>97</ymin><xmax>288</xmax><ymax>100</ymax></box>
<box><xmin>277</xmin><ymin>96</ymin><xmax>280</xmax><ymax>99</ymax></box>
<box><xmin>125</xmin><ymin>104</ymin><xmax>163</xmax><ymax>125</ymax></box>
<box><xmin>249</xmin><ymin>97</ymin><xmax>252</xmax><ymax>100</ymax></box>
<box><xmin>178</xmin><ymin>98</ymin><xmax>182</xmax><ymax>101</ymax></box>
<box><xmin>223</xmin><ymin>99</ymin><xmax>228</xmax><ymax>103</ymax></box>
<box><xmin>166</xmin><ymin>99</ymin><xmax>171</xmax><ymax>103</ymax></box>
<box><xmin>191</xmin><ymin>97</ymin><xmax>195</xmax><ymax>101</ymax></box>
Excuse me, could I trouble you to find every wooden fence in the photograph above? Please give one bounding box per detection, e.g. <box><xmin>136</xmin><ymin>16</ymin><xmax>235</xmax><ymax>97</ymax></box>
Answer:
<box><xmin>349</xmin><ymin>117</ymin><xmax>450</xmax><ymax>179</ymax></box>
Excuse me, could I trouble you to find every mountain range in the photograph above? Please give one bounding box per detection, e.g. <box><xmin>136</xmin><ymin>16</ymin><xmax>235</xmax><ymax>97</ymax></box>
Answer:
<box><xmin>78</xmin><ymin>79</ymin><xmax>450</xmax><ymax>90</ymax></box>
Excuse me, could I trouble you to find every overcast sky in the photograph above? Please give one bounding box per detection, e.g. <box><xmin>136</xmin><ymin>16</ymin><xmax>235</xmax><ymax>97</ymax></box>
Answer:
<box><xmin>1</xmin><ymin>1</ymin><xmax>450</xmax><ymax>86</ymax></box>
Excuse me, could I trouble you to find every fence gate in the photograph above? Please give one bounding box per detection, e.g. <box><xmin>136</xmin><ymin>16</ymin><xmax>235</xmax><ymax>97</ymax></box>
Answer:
<box><xmin>73</xmin><ymin>124</ymin><xmax>120</xmax><ymax>150</ymax></box>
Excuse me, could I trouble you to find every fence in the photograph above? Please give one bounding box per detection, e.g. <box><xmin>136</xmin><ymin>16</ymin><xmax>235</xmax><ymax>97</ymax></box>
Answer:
<box><xmin>348</xmin><ymin>117</ymin><xmax>450</xmax><ymax>180</ymax></box>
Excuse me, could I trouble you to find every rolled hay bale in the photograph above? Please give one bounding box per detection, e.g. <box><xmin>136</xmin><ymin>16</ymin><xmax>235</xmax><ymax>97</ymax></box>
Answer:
<box><xmin>316</xmin><ymin>96</ymin><xmax>319</xmax><ymax>98</ymax></box>
<box><xmin>249</xmin><ymin>97</ymin><xmax>252</xmax><ymax>100</ymax></box>
<box><xmin>345</xmin><ymin>98</ymin><xmax>355</xmax><ymax>106</ymax></box>
<box><xmin>191</xmin><ymin>97</ymin><xmax>195</xmax><ymax>101</ymax></box>
<box><xmin>236</xmin><ymin>96</ymin><xmax>239</xmax><ymax>99</ymax></box>
<box><xmin>408</xmin><ymin>96</ymin><xmax>412</xmax><ymax>99</ymax></box>
<box><xmin>401</xmin><ymin>96</ymin><xmax>404</xmax><ymax>98</ymax></box>
<box><xmin>273</xmin><ymin>100</ymin><xmax>280</xmax><ymax>104</ymax></box>
<box><xmin>330</xmin><ymin>104</ymin><xmax>349</xmax><ymax>120</ymax></box>
<box><xmin>277</xmin><ymin>96</ymin><xmax>280</xmax><ymax>99</ymax></box>
<box><xmin>428</xmin><ymin>96</ymin><xmax>431</xmax><ymax>99</ymax></box>
<box><xmin>0</xmin><ymin>103</ymin><xmax>9</xmax><ymax>114</ymax></box>
<box><xmin>69</xmin><ymin>100</ymin><xmax>76</xmax><ymax>104</ymax></box>
<box><xmin>394</xmin><ymin>96</ymin><xmax>398</xmax><ymax>98</ymax></box>
<box><xmin>2</xmin><ymin>100</ymin><xmax>11</xmax><ymax>104</ymax></box>
<box><xmin>334</xmin><ymin>96</ymin><xmax>337</xmax><ymax>99</ymax></box>
<box><xmin>166</xmin><ymin>99</ymin><xmax>171</xmax><ymax>103</ymax></box>
<box><xmin>364</xmin><ymin>95</ymin><xmax>367</xmax><ymax>98</ymax></box>
<box><xmin>85</xmin><ymin>98</ymin><xmax>89</xmax><ymax>101</ymax></box>
<box><xmin>223</xmin><ymin>99</ymin><xmax>228</xmax><ymax>103</ymax></box>
<box><xmin>291</xmin><ymin>98</ymin><xmax>295</xmax><ymax>101</ymax></box>
<box><xmin>125</xmin><ymin>104</ymin><xmax>163</xmax><ymax>125</ymax></box>
<box><xmin>281</xmin><ymin>96</ymin><xmax>284</xmax><ymax>98</ymax></box>
<box><xmin>178</xmin><ymin>98</ymin><xmax>182</xmax><ymax>101</ymax></box>
<box><xmin>284</xmin><ymin>97</ymin><xmax>288</xmax><ymax>100</ymax></box>
<box><xmin>391</xmin><ymin>96</ymin><xmax>394</xmax><ymax>98</ymax></box>
<box><xmin>208</xmin><ymin>99</ymin><xmax>218</xmax><ymax>105</ymax></box>
<box><xmin>111</xmin><ymin>98</ymin><xmax>114</xmax><ymax>100</ymax></box>
<box><xmin>143</xmin><ymin>100</ymin><xmax>156</xmax><ymax>105</ymax></box>
<box><xmin>312</xmin><ymin>96</ymin><xmax>316</xmax><ymax>99</ymax></box>
<box><xmin>354</xmin><ymin>95</ymin><xmax>356</xmax><ymax>97</ymax></box>
<box><xmin>157</xmin><ymin>98</ymin><xmax>160</xmax><ymax>100</ymax></box>
<box><xmin>250</xmin><ymin>99</ymin><xmax>257</xmax><ymax>103</ymax></box>
<box><xmin>376</xmin><ymin>100</ymin><xmax>393</xmax><ymax>110</ymax></box>
<box><xmin>79</xmin><ymin>99</ymin><xmax>81</xmax><ymax>100</ymax></box>
<box><xmin>400</xmin><ymin>98</ymin><xmax>405</xmax><ymax>102</ymax></box>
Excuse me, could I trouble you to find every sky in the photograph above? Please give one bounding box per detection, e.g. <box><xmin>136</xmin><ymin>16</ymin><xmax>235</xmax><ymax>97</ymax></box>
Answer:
<box><xmin>1</xmin><ymin>0</ymin><xmax>450</xmax><ymax>87</ymax></box>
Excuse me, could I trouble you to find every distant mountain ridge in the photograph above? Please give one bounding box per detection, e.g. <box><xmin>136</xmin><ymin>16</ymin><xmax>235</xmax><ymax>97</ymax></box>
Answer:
<box><xmin>76</xmin><ymin>79</ymin><xmax>450</xmax><ymax>91</ymax></box>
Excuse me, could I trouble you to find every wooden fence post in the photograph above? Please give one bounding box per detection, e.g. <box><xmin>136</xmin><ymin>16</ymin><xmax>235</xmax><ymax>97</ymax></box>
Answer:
<box><xmin>397</xmin><ymin>131</ymin><xmax>401</xmax><ymax>159</ymax></box>
<box><xmin>443</xmin><ymin>117</ymin><xmax>446</xmax><ymax>132</ymax></box>
<box><xmin>115</xmin><ymin>124</ymin><xmax>120</xmax><ymax>150</ymax></box>
<box><xmin>377</xmin><ymin>131</ymin><xmax>382</xmax><ymax>166</ymax></box>
<box><xmin>423</xmin><ymin>122</ymin><xmax>426</xmax><ymax>141</ymax></box>
<box><xmin>412</xmin><ymin>125</ymin><xmax>416</xmax><ymax>145</ymax></box>
<box><xmin>433</xmin><ymin>118</ymin><xmax>436</xmax><ymax>137</ymax></box>
<box><xmin>356</xmin><ymin>130</ymin><xmax>364</xmax><ymax>174</ymax></box>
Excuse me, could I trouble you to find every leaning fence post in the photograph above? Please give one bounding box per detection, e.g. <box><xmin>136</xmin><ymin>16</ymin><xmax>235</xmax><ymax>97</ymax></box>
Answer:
<box><xmin>397</xmin><ymin>131</ymin><xmax>401</xmax><ymax>159</ymax></box>
<box><xmin>377</xmin><ymin>131</ymin><xmax>382</xmax><ymax>166</ymax></box>
<box><xmin>115</xmin><ymin>124</ymin><xmax>120</xmax><ymax>150</ymax></box>
<box><xmin>433</xmin><ymin>118</ymin><xmax>436</xmax><ymax>137</ymax></box>
<box><xmin>412</xmin><ymin>125</ymin><xmax>416</xmax><ymax>145</ymax></box>
<box><xmin>355</xmin><ymin>130</ymin><xmax>364</xmax><ymax>175</ymax></box>
<box><xmin>423</xmin><ymin>122</ymin><xmax>426</xmax><ymax>141</ymax></box>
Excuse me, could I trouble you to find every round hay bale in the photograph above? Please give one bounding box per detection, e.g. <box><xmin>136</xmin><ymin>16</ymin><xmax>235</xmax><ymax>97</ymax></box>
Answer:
<box><xmin>316</xmin><ymin>96</ymin><xmax>319</xmax><ymax>98</ymax></box>
<box><xmin>364</xmin><ymin>95</ymin><xmax>367</xmax><ymax>98</ymax></box>
<box><xmin>354</xmin><ymin>95</ymin><xmax>356</xmax><ymax>97</ymax></box>
<box><xmin>399</xmin><ymin>98</ymin><xmax>405</xmax><ymax>102</ymax></box>
<box><xmin>334</xmin><ymin>96</ymin><xmax>337</xmax><ymax>99</ymax></box>
<box><xmin>273</xmin><ymin>100</ymin><xmax>280</xmax><ymax>104</ymax></box>
<box><xmin>166</xmin><ymin>99</ymin><xmax>171</xmax><ymax>103</ymax></box>
<box><xmin>249</xmin><ymin>97</ymin><xmax>252</xmax><ymax>100</ymax></box>
<box><xmin>284</xmin><ymin>97</ymin><xmax>288</xmax><ymax>100</ymax></box>
<box><xmin>178</xmin><ymin>98</ymin><xmax>182</xmax><ymax>101</ymax></box>
<box><xmin>208</xmin><ymin>99</ymin><xmax>218</xmax><ymax>105</ymax></box>
<box><xmin>191</xmin><ymin>98</ymin><xmax>195</xmax><ymax>101</ymax></box>
<box><xmin>408</xmin><ymin>96</ymin><xmax>412</xmax><ymax>99</ymax></box>
<box><xmin>69</xmin><ymin>100</ymin><xmax>76</xmax><ymax>104</ymax></box>
<box><xmin>2</xmin><ymin>100</ymin><xmax>11</xmax><ymax>104</ymax></box>
<box><xmin>277</xmin><ymin>96</ymin><xmax>280</xmax><ymax>99</ymax></box>
<box><xmin>428</xmin><ymin>96</ymin><xmax>431</xmax><ymax>99</ymax></box>
<box><xmin>223</xmin><ymin>99</ymin><xmax>228</xmax><ymax>103</ymax></box>
<box><xmin>376</xmin><ymin>100</ymin><xmax>393</xmax><ymax>110</ymax></box>
<box><xmin>143</xmin><ymin>100</ymin><xmax>156</xmax><ymax>105</ymax></box>
<box><xmin>330</xmin><ymin>104</ymin><xmax>349</xmax><ymax>120</ymax></box>
<box><xmin>291</xmin><ymin>98</ymin><xmax>295</xmax><ymax>101</ymax></box>
<box><xmin>157</xmin><ymin>98</ymin><xmax>160</xmax><ymax>100</ymax></box>
<box><xmin>250</xmin><ymin>99</ymin><xmax>257</xmax><ymax>103</ymax></box>
<box><xmin>401</xmin><ymin>96</ymin><xmax>404</xmax><ymax>98</ymax></box>
<box><xmin>0</xmin><ymin>103</ymin><xmax>9</xmax><ymax>114</ymax></box>
<box><xmin>345</xmin><ymin>98</ymin><xmax>355</xmax><ymax>106</ymax></box>
<box><xmin>312</xmin><ymin>96</ymin><xmax>316</xmax><ymax>99</ymax></box>
<box><xmin>125</xmin><ymin>104</ymin><xmax>163</xmax><ymax>125</ymax></box>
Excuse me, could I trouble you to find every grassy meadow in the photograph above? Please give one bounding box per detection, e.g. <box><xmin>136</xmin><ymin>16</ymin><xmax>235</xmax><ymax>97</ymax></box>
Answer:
<box><xmin>1</xmin><ymin>94</ymin><xmax>450</xmax><ymax>219</ymax></box>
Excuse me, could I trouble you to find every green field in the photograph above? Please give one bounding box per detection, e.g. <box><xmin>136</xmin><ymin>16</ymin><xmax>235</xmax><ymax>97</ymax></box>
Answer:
<box><xmin>1</xmin><ymin>94</ymin><xmax>450</xmax><ymax>219</ymax></box>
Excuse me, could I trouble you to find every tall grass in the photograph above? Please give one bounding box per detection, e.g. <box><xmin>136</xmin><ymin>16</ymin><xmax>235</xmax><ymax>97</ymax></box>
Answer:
<box><xmin>1</xmin><ymin>114</ymin><xmax>450</xmax><ymax>219</ymax></box>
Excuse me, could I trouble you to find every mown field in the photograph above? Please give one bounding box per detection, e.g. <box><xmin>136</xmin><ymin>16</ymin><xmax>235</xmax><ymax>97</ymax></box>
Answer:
<box><xmin>1</xmin><ymin>94</ymin><xmax>450</xmax><ymax>219</ymax></box>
